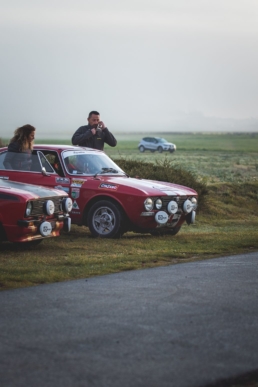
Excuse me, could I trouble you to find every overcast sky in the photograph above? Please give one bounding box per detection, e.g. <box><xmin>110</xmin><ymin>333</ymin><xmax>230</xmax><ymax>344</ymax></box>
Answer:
<box><xmin>1</xmin><ymin>0</ymin><xmax>258</xmax><ymax>137</ymax></box>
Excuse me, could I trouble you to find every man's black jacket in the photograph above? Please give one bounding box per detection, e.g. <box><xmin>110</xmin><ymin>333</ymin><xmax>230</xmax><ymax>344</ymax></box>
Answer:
<box><xmin>71</xmin><ymin>125</ymin><xmax>117</xmax><ymax>150</ymax></box>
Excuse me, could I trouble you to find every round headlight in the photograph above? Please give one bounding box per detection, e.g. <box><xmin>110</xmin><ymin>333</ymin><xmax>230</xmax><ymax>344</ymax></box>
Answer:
<box><xmin>62</xmin><ymin>198</ymin><xmax>73</xmax><ymax>213</ymax></box>
<box><xmin>183</xmin><ymin>199</ymin><xmax>193</xmax><ymax>214</ymax></box>
<box><xmin>191</xmin><ymin>197</ymin><xmax>198</xmax><ymax>210</ymax></box>
<box><xmin>43</xmin><ymin>200</ymin><xmax>55</xmax><ymax>215</ymax></box>
<box><xmin>167</xmin><ymin>200</ymin><xmax>178</xmax><ymax>214</ymax></box>
<box><xmin>26</xmin><ymin>202</ymin><xmax>33</xmax><ymax>217</ymax></box>
<box><xmin>144</xmin><ymin>198</ymin><xmax>153</xmax><ymax>211</ymax></box>
<box><xmin>155</xmin><ymin>198</ymin><xmax>162</xmax><ymax>210</ymax></box>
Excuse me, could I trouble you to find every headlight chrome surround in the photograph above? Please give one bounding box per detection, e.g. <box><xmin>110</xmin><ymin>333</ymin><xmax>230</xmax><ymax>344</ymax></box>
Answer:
<box><xmin>25</xmin><ymin>201</ymin><xmax>33</xmax><ymax>217</ymax></box>
<box><xmin>155</xmin><ymin>198</ymin><xmax>162</xmax><ymax>210</ymax></box>
<box><xmin>144</xmin><ymin>198</ymin><xmax>154</xmax><ymax>211</ymax></box>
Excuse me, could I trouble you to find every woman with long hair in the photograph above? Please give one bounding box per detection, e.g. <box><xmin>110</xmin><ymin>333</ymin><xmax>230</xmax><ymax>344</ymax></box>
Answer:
<box><xmin>3</xmin><ymin>124</ymin><xmax>36</xmax><ymax>170</ymax></box>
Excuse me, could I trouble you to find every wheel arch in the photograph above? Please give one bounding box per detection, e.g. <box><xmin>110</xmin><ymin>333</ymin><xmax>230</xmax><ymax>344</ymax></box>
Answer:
<box><xmin>82</xmin><ymin>194</ymin><xmax>129</xmax><ymax>227</ymax></box>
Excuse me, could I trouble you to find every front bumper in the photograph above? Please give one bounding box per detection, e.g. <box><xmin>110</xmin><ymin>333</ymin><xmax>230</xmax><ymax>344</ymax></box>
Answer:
<box><xmin>138</xmin><ymin>196</ymin><xmax>197</xmax><ymax>229</ymax></box>
<box><xmin>12</xmin><ymin>215</ymin><xmax>71</xmax><ymax>242</ymax></box>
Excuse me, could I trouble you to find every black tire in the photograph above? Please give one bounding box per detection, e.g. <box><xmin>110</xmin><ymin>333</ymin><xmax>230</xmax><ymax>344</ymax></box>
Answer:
<box><xmin>151</xmin><ymin>226</ymin><xmax>181</xmax><ymax>236</ymax></box>
<box><xmin>87</xmin><ymin>200</ymin><xmax>123</xmax><ymax>238</ymax></box>
<box><xmin>139</xmin><ymin>145</ymin><xmax>145</xmax><ymax>153</ymax></box>
<box><xmin>158</xmin><ymin>146</ymin><xmax>163</xmax><ymax>153</ymax></box>
<box><xmin>0</xmin><ymin>223</ymin><xmax>6</xmax><ymax>243</ymax></box>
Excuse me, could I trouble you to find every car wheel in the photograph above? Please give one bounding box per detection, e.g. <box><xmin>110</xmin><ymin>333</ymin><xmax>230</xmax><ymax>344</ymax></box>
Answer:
<box><xmin>169</xmin><ymin>149</ymin><xmax>175</xmax><ymax>153</ymax></box>
<box><xmin>151</xmin><ymin>226</ymin><xmax>181</xmax><ymax>236</ymax></box>
<box><xmin>139</xmin><ymin>145</ymin><xmax>145</xmax><ymax>153</ymax></box>
<box><xmin>158</xmin><ymin>146</ymin><xmax>163</xmax><ymax>153</ymax></box>
<box><xmin>87</xmin><ymin>200</ymin><xmax>123</xmax><ymax>238</ymax></box>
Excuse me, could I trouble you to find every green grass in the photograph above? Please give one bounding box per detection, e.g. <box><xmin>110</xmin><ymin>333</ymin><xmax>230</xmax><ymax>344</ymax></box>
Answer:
<box><xmin>1</xmin><ymin>133</ymin><xmax>258</xmax><ymax>290</ymax></box>
<box><xmin>1</xmin><ymin>218</ymin><xmax>258</xmax><ymax>291</ymax></box>
<box><xmin>3</xmin><ymin>132</ymin><xmax>258</xmax><ymax>152</ymax></box>
<box><xmin>28</xmin><ymin>133</ymin><xmax>258</xmax><ymax>184</ymax></box>
<box><xmin>1</xmin><ymin>182</ymin><xmax>258</xmax><ymax>291</ymax></box>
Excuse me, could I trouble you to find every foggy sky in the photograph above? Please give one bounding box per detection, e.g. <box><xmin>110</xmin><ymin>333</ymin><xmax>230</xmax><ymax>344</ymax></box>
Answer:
<box><xmin>1</xmin><ymin>0</ymin><xmax>258</xmax><ymax>137</ymax></box>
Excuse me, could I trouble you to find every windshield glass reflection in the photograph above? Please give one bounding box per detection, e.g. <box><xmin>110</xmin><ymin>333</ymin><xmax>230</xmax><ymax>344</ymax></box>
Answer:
<box><xmin>62</xmin><ymin>150</ymin><xmax>125</xmax><ymax>176</ymax></box>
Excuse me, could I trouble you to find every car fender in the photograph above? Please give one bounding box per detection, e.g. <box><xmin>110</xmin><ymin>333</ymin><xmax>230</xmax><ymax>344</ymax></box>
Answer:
<box><xmin>82</xmin><ymin>193</ymin><xmax>128</xmax><ymax>225</ymax></box>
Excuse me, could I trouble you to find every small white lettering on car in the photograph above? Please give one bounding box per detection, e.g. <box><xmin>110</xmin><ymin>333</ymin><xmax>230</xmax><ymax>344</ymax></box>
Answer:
<box><xmin>99</xmin><ymin>183</ymin><xmax>118</xmax><ymax>190</ymax></box>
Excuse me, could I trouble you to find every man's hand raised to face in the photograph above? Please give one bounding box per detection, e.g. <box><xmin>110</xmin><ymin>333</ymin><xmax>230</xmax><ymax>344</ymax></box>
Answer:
<box><xmin>97</xmin><ymin>121</ymin><xmax>106</xmax><ymax>130</ymax></box>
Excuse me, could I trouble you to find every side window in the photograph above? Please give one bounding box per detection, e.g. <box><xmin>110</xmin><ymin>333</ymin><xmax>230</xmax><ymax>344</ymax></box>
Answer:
<box><xmin>0</xmin><ymin>151</ymin><xmax>7</xmax><ymax>169</ymax></box>
<box><xmin>0</xmin><ymin>150</ymin><xmax>54</xmax><ymax>173</ymax></box>
<box><xmin>0</xmin><ymin>151</ymin><xmax>41</xmax><ymax>172</ymax></box>
<box><xmin>38</xmin><ymin>151</ymin><xmax>55</xmax><ymax>173</ymax></box>
<box><xmin>30</xmin><ymin>153</ymin><xmax>43</xmax><ymax>172</ymax></box>
<box><xmin>41</xmin><ymin>151</ymin><xmax>65</xmax><ymax>177</ymax></box>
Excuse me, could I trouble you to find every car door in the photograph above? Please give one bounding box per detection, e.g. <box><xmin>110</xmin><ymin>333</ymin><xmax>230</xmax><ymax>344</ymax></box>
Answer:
<box><xmin>0</xmin><ymin>150</ymin><xmax>61</xmax><ymax>190</ymax></box>
<box><xmin>145</xmin><ymin>137</ymin><xmax>153</xmax><ymax>151</ymax></box>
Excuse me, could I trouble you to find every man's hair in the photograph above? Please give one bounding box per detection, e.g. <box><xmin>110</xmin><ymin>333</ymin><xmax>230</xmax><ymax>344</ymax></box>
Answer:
<box><xmin>88</xmin><ymin>111</ymin><xmax>100</xmax><ymax>118</ymax></box>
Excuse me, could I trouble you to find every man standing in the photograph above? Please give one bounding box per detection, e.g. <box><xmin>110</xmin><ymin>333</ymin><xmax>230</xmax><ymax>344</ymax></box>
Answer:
<box><xmin>71</xmin><ymin>111</ymin><xmax>117</xmax><ymax>151</ymax></box>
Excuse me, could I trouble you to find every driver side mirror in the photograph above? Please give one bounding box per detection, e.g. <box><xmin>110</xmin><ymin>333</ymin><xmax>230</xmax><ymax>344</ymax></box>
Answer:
<box><xmin>42</xmin><ymin>167</ymin><xmax>50</xmax><ymax>177</ymax></box>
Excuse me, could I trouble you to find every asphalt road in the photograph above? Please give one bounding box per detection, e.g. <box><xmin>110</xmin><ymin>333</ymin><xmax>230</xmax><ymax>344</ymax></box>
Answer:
<box><xmin>0</xmin><ymin>252</ymin><xmax>258</xmax><ymax>387</ymax></box>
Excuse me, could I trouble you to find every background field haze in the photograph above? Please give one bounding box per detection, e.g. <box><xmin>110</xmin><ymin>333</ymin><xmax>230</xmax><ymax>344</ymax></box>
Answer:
<box><xmin>1</xmin><ymin>0</ymin><xmax>258</xmax><ymax>138</ymax></box>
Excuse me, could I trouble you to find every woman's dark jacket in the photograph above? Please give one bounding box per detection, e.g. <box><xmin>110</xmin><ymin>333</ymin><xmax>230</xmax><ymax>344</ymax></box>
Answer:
<box><xmin>3</xmin><ymin>141</ymin><xmax>32</xmax><ymax>170</ymax></box>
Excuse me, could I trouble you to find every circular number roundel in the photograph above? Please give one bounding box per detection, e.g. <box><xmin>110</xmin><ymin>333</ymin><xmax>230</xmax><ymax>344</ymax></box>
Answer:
<box><xmin>155</xmin><ymin>211</ymin><xmax>169</xmax><ymax>225</ymax></box>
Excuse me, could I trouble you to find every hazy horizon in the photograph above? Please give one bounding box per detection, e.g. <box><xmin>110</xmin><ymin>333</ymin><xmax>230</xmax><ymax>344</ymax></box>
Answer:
<box><xmin>1</xmin><ymin>0</ymin><xmax>258</xmax><ymax>137</ymax></box>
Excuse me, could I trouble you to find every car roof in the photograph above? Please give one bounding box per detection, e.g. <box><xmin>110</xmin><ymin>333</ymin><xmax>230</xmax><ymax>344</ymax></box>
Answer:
<box><xmin>142</xmin><ymin>137</ymin><xmax>164</xmax><ymax>141</ymax></box>
<box><xmin>33</xmin><ymin>145</ymin><xmax>103</xmax><ymax>153</ymax></box>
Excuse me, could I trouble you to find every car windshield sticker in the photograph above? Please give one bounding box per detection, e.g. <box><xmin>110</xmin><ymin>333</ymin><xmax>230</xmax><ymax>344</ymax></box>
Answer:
<box><xmin>71</xmin><ymin>179</ymin><xmax>85</xmax><ymax>187</ymax></box>
<box><xmin>56</xmin><ymin>177</ymin><xmax>70</xmax><ymax>184</ymax></box>
<box><xmin>55</xmin><ymin>185</ymin><xmax>70</xmax><ymax>194</ymax></box>
<box><xmin>63</xmin><ymin>150</ymin><xmax>88</xmax><ymax>158</ymax></box>
<box><xmin>71</xmin><ymin>188</ymin><xmax>80</xmax><ymax>199</ymax></box>
<box><xmin>72</xmin><ymin>200</ymin><xmax>80</xmax><ymax>209</ymax></box>
<box><xmin>99</xmin><ymin>183</ymin><xmax>118</xmax><ymax>190</ymax></box>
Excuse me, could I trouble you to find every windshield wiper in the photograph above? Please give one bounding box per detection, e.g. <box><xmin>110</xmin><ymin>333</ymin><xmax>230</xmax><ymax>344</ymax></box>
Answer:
<box><xmin>94</xmin><ymin>168</ymin><xmax>118</xmax><ymax>178</ymax></box>
<box><xmin>94</xmin><ymin>167</ymin><xmax>130</xmax><ymax>178</ymax></box>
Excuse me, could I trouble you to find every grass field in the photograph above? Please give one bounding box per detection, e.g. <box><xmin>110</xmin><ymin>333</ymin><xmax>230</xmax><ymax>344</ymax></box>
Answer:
<box><xmin>30</xmin><ymin>132</ymin><xmax>258</xmax><ymax>183</ymax></box>
<box><xmin>1</xmin><ymin>132</ymin><xmax>258</xmax><ymax>290</ymax></box>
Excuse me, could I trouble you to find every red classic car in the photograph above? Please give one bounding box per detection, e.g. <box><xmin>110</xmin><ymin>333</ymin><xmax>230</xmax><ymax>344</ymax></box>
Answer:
<box><xmin>0</xmin><ymin>179</ymin><xmax>72</xmax><ymax>245</ymax></box>
<box><xmin>0</xmin><ymin>145</ymin><xmax>198</xmax><ymax>238</ymax></box>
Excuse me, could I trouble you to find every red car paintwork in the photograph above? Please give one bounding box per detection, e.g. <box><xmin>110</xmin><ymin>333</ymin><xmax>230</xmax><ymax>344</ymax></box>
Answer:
<box><xmin>0</xmin><ymin>145</ymin><xmax>198</xmax><ymax>238</ymax></box>
<box><xmin>0</xmin><ymin>179</ymin><xmax>71</xmax><ymax>244</ymax></box>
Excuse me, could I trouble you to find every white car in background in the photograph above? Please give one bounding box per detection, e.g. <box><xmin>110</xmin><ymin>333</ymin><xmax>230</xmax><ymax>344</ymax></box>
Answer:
<box><xmin>138</xmin><ymin>137</ymin><xmax>176</xmax><ymax>153</ymax></box>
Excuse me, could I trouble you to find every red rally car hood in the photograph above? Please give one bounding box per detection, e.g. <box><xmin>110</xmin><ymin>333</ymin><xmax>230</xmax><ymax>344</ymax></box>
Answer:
<box><xmin>100</xmin><ymin>176</ymin><xmax>197</xmax><ymax>196</ymax></box>
<box><xmin>0</xmin><ymin>179</ymin><xmax>68</xmax><ymax>199</ymax></box>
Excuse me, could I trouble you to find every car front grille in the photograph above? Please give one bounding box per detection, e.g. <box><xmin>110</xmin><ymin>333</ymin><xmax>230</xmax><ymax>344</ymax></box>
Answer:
<box><xmin>153</xmin><ymin>196</ymin><xmax>189</xmax><ymax>213</ymax></box>
<box><xmin>30</xmin><ymin>196</ymin><xmax>64</xmax><ymax>216</ymax></box>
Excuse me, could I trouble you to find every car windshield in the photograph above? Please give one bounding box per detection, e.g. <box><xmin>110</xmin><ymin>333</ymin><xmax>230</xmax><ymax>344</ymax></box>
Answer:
<box><xmin>62</xmin><ymin>150</ymin><xmax>125</xmax><ymax>176</ymax></box>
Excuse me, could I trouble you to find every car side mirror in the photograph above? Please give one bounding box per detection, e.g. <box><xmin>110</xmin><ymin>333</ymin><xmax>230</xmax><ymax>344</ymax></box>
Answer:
<box><xmin>42</xmin><ymin>167</ymin><xmax>50</xmax><ymax>177</ymax></box>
